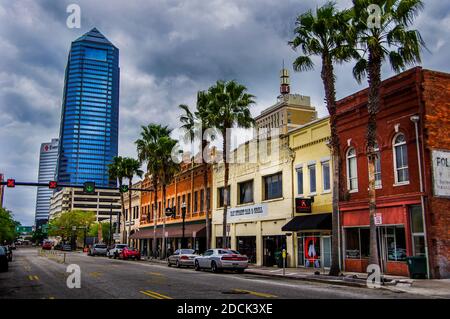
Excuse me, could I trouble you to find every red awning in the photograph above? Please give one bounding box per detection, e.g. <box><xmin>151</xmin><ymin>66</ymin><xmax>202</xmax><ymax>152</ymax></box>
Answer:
<box><xmin>130</xmin><ymin>223</ymin><xmax>206</xmax><ymax>239</ymax></box>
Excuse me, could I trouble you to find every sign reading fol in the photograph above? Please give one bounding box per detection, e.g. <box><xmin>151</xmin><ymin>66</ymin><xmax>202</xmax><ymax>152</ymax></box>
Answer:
<box><xmin>227</xmin><ymin>204</ymin><xmax>268</xmax><ymax>222</ymax></box>
<box><xmin>432</xmin><ymin>150</ymin><xmax>450</xmax><ymax>197</ymax></box>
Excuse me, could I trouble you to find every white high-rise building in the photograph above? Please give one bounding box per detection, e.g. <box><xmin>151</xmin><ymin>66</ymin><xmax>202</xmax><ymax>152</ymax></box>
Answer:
<box><xmin>35</xmin><ymin>138</ymin><xmax>59</xmax><ymax>225</ymax></box>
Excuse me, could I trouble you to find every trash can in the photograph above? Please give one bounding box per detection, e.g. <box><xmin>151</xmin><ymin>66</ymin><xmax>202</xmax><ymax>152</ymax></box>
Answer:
<box><xmin>406</xmin><ymin>256</ymin><xmax>427</xmax><ymax>279</ymax></box>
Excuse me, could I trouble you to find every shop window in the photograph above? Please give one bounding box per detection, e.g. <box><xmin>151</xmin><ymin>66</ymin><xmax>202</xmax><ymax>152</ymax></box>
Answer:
<box><xmin>216</xmin><ymin>237</ymin><xmax>231</xmax><ymax>249</ymax></box>
<box><xmin>386</xmin><ymin>226</ymin><xmax>407</xmax><ymax>261</ymax></box>
<box><xmin>345</xmin><ymin>228</ymin><xmax>361</xmax><ymax>259</ymax></box>
<box><xmin>296</xmin><ymin>167</ymin><xmax>304</xmax><ymax>195</ymax></box>
<box><xmin>218</xmin><ymin>186</ymin><xmax>230</xmax><ymax>208</ymax></box>
<box><xmin>309</xmin><ymin>164</ymin><xmax>316</xmax><ymax>194</ymax></box>
<box><xmin>346</xmin><ymin>147</ymin><xmax>358</xmax><ymax>191</ymax></box>
<box><xmin>238</xmin><ymin>180</ymin><xmax>254</xmax><ymax>204</ymax></box>
<box><xmin>263</xmin><ymin>172</ymin><xmax>283</xmax><ymax>200</ymax></box>
<box><xmin>410</xmin><ymin>205</ymin><xmax>425</xmax><ymax>256</ymax></box>
<box><xmin>393</xmin><ymin>133</ymin><xmax>409</xmax><ymax>184</ymax></box>
<box><xmin>322</xmin><ymin>161</ymin><xmax>330</xmax><ymax>192</ymax></box>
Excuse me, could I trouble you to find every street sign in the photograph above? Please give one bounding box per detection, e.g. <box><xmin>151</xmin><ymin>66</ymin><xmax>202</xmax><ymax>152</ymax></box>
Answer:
<box><xmin>193</xmin><ymin>231</ymin><xmax>196</xmax><ymax>238</ymax></box>
<box><xmin>375</xmin><ymin>213</ymin><xmax>383</xmax><ymax>225</ymax></box>
<box><xmin>113</xmin><ymin>233</ymin><xmax>120</xmax><ymax>240</ymax></box>
<box><xmin>165</xmin><ymin>207</ymin><xmax>175</xmax><ymax>217</ymax></box>
<box><xmin>48</xmin><ymin>181</ymin><xmax>58</xmax><ymax>189</ymax></box>
<box><xmin>6</xmin><ymin>179</ymin><xmax>15</xmax><ymax>187</ymax></box>
<box><xmin>165</xmin><ymin>231</ymin><xmax>169</xmax><ymax>238</ymax></box>
<box><xmin>119</xmin><ymin>185</ymin><xmax>129</xmax><ymax>193</ymax></box>
<box><xmin>295</xmin><ymin>198</ymin><xmax>312</xmax><ymax>213</ymax></box>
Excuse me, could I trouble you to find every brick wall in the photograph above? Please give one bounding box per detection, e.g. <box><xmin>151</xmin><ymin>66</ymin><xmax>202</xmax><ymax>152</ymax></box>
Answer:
<box><xmin>422</xmin><ymin>70</ymin><xmax>450</xmax><ymax>278</ymax></box>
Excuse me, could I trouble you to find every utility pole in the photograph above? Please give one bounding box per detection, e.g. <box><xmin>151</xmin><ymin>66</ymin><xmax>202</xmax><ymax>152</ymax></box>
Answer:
<box><xmin>181</xmin><ymin>201</ymin><xmax>186</xmax><ymax>248</ymax></box>
<box><xmin>109</xmin><ymin>202</ymin><xmax>113</xmax><ymax>245</ymax></box>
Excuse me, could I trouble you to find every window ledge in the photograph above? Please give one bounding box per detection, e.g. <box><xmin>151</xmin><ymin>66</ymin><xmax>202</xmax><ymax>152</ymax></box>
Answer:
<box><xmin>321</xmin><ymin>190</ymin><xmax>331</xmax><ymax>194</ymax></box>
<box><xmin>309</xmin><ymin>192</ymin><xmax>317</xmax><ymax>196</ymax></box>
<box><xmin>261</xmin><ymin>197</ymin><xmax>285</xmax><ymax>204</ymax></box>
<box><xmin>236</xmin><ymin>202</ymin><xmax>255</xmax><ymax>207</ymax></box>
<box><xmin>393</xmin><ymin>182</ymin><xmax>410</xmax><ymax>187</ymax></box>
<box><xmin>348</xmin><ymin>189</ymin><xmax>359</xmax><ymax>193</ymax></box>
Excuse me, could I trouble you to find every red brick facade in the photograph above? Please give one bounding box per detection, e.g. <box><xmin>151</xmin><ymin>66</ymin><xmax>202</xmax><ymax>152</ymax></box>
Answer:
<box><xmin>336</xmin><ymin>67</ymin><xmax>450</xmax><ymax>278</ymax></box>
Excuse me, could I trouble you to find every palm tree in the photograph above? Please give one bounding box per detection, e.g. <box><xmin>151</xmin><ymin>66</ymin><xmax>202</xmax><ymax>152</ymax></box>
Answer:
<box><xmin>351</xmin><ymin>0</ymin><xmax>425</xmax><ymax>268</ymax></box>
<box><xmin>136</xmin><ymin>124</ymin><xmax>172</xmax><ymax>257</ymax></box>
<box><xmin>179</xmin><ymin>90</ymin><xmax>215</xmax><ymax>250</ymax></box>
<box><xmin>122</xmin><ymin>157</ymin><xmax>143</xmax><ymax>246</ymax></box>
<box><xmin>289</xmin><ymin>2</ymin><xmax>356</xmax><ymax>276</ymax></box>
<box><xmin>108</xmin><ymin>156</ymin><xmax>126</xmax><ymax>242</ymax></box>
<box><xmin>205</xmin><ymin>80</ymin><xmax>255</xmax><ymax>248</ymax></box>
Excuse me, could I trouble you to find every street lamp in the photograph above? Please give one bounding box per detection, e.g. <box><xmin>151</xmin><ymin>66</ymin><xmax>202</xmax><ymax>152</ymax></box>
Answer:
<box><xmin>181</xmin><ymin>201</ymin><xmax>187</xmax><ymax>248</ymax></box>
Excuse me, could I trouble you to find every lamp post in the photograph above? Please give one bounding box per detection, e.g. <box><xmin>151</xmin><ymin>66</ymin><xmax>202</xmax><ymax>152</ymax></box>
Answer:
<box><xmin>181</xmin><ymin>201</ymin><xmax>186</xmax><ymax>248</ymax></box>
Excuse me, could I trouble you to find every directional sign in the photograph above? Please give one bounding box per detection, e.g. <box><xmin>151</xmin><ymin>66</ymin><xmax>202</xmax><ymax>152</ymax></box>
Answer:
<box><xmin>119</xmin><ymin>185</ymin><xmax>129</xmax><ymax>193</ymax></box>
<box><xmin>83</xmin><ymin>181</ymin><xmax>95</xmax><ymax>194</ymax></box>
<box><xmin>6</xmin><ymin>179</ymin><xmax>15</xmax><ymax>187</ymax></box>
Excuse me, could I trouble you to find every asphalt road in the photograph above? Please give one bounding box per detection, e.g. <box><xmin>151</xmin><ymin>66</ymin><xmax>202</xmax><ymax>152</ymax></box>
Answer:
<box><xmin>0</xmin><ymin>247</ymin><xmax>425</xmax><ymax>299</ymax></box>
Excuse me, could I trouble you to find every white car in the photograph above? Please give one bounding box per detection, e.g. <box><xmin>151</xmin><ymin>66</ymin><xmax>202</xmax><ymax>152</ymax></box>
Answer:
<box><xmin>107</xmin><ymin>244</ymin><xmax>128</xmax><ymax>259</ymax></box>
<box><xmin>194</xmin><ymin>249</ymin><xmax>248</xmax><ymax>273</ymax></box>
<box><xmin>167</xmin><ymin>249</ymin><xmax>199</xmax><ymax>268</ymax></box>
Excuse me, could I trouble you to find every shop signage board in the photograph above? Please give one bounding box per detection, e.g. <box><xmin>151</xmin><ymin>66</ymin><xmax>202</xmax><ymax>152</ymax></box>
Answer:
<box><xmin>432</xmin><ymin>150</ymin><xmax>450</xmax><ymax>197</ymax></box>
<box><xmin>227</xmin><ymin>203</ymin><xmax>268</xmax><ymax>222</ymax></box>
<box><xmin>374</xmin><ymin>213</ymin><xmax>383</xmax><ymax>225</ymax></box>
<box><xmin>295</xmin><ymin>198</ymin><xmax>312</xmax><ymax>213</ymax></box>
<box><xmin>113</xmin><ymin>233</ymin><xmax>120</xmax><ymax>240</ymax></box>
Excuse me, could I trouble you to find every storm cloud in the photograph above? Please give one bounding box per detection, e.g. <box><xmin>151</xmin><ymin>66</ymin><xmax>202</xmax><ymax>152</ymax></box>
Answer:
<box><xmin>0</xmin><ymin>0</ymin><xmax>448</xmax><ymax>225</ymax></box>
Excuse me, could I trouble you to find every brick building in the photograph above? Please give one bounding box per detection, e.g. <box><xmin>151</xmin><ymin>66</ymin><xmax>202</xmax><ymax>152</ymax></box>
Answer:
<box><xmin>131</xmin><ymin>159</ymin><xmax>212</xmax><ymax>256</ymax></box>
<box><xmin>336</xmin><ymin>67</ymin><xmax>449</xmax><ymax>278</ymax></box>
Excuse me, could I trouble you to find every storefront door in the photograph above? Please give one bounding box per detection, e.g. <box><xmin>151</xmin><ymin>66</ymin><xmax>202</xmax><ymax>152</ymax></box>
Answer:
<box><xmin>377</xmin><ymin>226</ymin><xmax>407</xmax><ymax>274</ymax></box>
<box><xmin>321</xmin><ymin>236</ymin><xmax>331</xmax><ymax>268</ymax></box>
<box><xmin>237</xmin><ymin>236</ymin><xmax>256</xmax><ymax>263</ymax></box>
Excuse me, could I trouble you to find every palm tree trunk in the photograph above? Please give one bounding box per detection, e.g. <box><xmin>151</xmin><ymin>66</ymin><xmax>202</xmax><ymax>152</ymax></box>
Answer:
<box><xmin>202</xmin><ymin>129</ymin><xmax>210</xmax><ymax>250</ymax></box>
<box><xmin>127</xmin><ymin>179</ymin><xmax>133</xmax><ymax>246</ymax></box>
<box><xmin>367</xmin><ymin>49</ymin><xmax>381</xmax><ymax>269</ymax></box>
<box><xmin>152</xmin><ymin>180</ymin><xmax>158</xmax><ymax>257</ymax></box>
<box><xmin>321</xmin><ymin>55</ymin><xmax>341</xmax><ymax>276</ymax></box>
<box><xmin>119</xmin><ymin>180</ymin><xmax>126</xmax><ymax>244</ymax></box>
<box><xmin>221</xmin><ymin>128</ymin><xmax>230</xmax><ymax>248</ymax></box>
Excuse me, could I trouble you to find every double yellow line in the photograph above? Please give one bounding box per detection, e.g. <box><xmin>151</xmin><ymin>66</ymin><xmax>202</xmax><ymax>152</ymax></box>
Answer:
<box><xmin>140</xmin><ymin>290</ymin><xmax>172</xmax><ymax>299</ymax></box>
<box><xmin>28</xmin><ymin>275</ymin><xmax>39</xmax><ymax>281</ymax></box>
<box><xmin>233</xmin><ymin>289</ymin><xmax>277</xmax><ymax>298</ymax></box>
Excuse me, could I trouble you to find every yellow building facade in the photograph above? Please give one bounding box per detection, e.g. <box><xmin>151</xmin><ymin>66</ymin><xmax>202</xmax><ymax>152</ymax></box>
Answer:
<box><xmin>284</xmin><ymin>116</ymin><xmax>334</xmax><ymax>269</ymax></box>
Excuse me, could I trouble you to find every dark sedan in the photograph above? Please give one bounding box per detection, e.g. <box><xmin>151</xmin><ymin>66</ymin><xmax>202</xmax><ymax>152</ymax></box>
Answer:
<box><xmin>0</xmin><ymin>246</ymin><xmax>8</xmax><ymax>272</ymax></box>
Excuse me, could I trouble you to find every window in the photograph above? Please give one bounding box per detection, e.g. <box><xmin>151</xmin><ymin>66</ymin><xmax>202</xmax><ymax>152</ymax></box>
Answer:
<box><xmin>346</xmin><ymin>147</ymin><xmax>358</xmax><ymax>191</ymax></box>
<box><xmin>187</xmin><ymin>193</ymin><xmax>191</xmax><ymax>214</ymax></box>
<box><xmin>194</xmin><ymin>191</ymin><xmax>198</xmax><ymax>212</ymax></box>
<box><xmin>218</xmin><ymin>186</ymin><xmax>230</xmax><ymax>208</ymax></box>
<box><xmin>345</xmin><ymin>228</ymin><xmax>370</xmax><ymax>259</ymax></box>
<box><xmin>238</xmin><ymin>180</ymin><xmax>254</xmax><ymax>204</ymax></box>
<box><xmin>296</xmin><ymin>167</ymin><xmax>304</xmax><ymax>195</ymax></box>
<box><xmin>200</xmin><ymin>189</ymin><xmax>204</xmax><ymax>212</ymax></box>
<box><xmin>84</xmin><ymin>47</ymin><xmax>107</xmax><ymax>61</ymax></box>
<box><xmin>374</xmin><ymin>142</ymin><xmax>382</xmax><ymax>188</ymax></box>
<box><xmin>263</xmin><ymin>172</ymin><xmax>283</xmax><ymax>200</ymax></box>
<box><xmin>309</xmin><ymin>164</ymin><xmax>316</xmax><ymax>194</ymax></box>
<box><xmin>322</xmin><ymin>161</ymin><xmax>330</xmax><ymax>192</ymax></box>
<box><xmin>393</xmin><ymin>134</ymin><xmax>409</xmax><ymax>184</ymax></box>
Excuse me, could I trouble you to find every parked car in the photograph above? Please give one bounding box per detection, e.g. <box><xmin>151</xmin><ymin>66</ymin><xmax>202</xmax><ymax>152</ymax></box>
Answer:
<box><xmin>42</xmin><ymin>241</ymin><xmax>53</xmax><ymax>250</ymax></box>
<box><xmin>168</xmin><ymin>249</ymin><xmax>199</xmax><ymax>268</ymax></box>
<box><xmin>0</xmin><ymin>246</ymin><xmax>8</xmax><ymax>272</ymax></box>
<box><xmin>54</xmin><ymin>243</ymin><xmax>63</xmax><ymax>250</ymax></box>
<box><xmin>88</xmin><ymin>244</ymin><xmax>108</xmax><ymax>256</ymax></box>
<box><xmin>107</xmin><ymin>244</ymin><xmax>128</xmax><ymax>259</ymax></box>
<box><xmin>194</xmin><ymin>249</ymin><xmax>248</xmax><ymax>273</ymax></box>
<box><xmin>1</xmin><ymin>246</ymin><xmax>12</xmax><ymax>262</ymax></box>
<box><xmin>118</xmin><ymin>247</ymin><xmax>141</xmax><ymax>260</ymax></box>
<box><xmin>62</xmin><ymin>244</ymin><xmax>72</xmax><ymax>251</ymax></box>
<box><xmin>10</xmin><ymin>243</ymin><xmax>16</xmax><ymax>250</ymax></box>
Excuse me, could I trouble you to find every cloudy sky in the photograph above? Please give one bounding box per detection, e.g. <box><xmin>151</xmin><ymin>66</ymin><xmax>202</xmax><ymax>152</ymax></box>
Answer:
<box><xmin>0</xmin><ymin>0</ymin><xmax>449</xmax><ymax>225</ymax></box>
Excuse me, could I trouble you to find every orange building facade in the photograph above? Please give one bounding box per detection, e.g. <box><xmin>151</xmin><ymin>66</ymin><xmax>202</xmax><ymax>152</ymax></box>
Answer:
<box><xmin>131</xmin><ymin>161</ymin><xmax>212</xmax><ymax>256</ymax></box>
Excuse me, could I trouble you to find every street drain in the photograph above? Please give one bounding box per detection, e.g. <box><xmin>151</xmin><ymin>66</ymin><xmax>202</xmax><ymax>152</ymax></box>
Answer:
<box><xmin>222</xmin><ymin>290</ymin><xmax>249</xmax><ymax>295</ymax></box>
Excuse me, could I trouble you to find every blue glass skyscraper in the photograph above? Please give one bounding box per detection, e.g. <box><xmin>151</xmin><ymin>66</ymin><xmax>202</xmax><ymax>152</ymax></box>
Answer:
<box><xmin>57</xmin><ymin>28</ymin><xmax>119</xmax><ymax>187</ymax></box>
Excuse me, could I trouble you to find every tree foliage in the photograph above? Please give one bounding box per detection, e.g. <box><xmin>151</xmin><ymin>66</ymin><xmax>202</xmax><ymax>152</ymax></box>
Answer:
<box><xmin>48</xmin><ymin>210</ymin><xmax>95</xmax><ymax>239</ymax></box>
<box><xmin>0</xmin><ymin>207</ymin><xmax>19</xmax><ymax>243</ymax></box>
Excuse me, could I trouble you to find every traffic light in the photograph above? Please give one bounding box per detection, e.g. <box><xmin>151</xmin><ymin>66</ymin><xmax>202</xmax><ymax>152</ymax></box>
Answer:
<box><xmin>119</xmin><ymin>185</ymin><xmax>129</xmax><ymax>193</ymax></box>
<box><xmin>48</xmin><ymin>181</ymin><xmax>58</xmax><ymax>189</ymax></box>
<box><xmin>83</xmin><ymin>181</ymin><xmax>95</xmax><ymax>194</ymax></box>
<box><xmin>6</xmin><ymin>179</ymin><xmax>15</xmax><ymax>187</ymax></box>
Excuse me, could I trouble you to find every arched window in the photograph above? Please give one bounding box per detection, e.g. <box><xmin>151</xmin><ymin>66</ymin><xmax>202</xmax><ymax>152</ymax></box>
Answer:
<box><xmin>393</xmin><ymin>133</ymin><xmax>409</xmax><ymax>184</ymax></box>
<box><xmin>374</xmin><ymin>142</ymin><xmax>382</xmax><ymax>188</ymax></box>
<box><xmin>346</xmin><ymin>147</ymin><xmax>358</xmax><ymax>191</ymax></box>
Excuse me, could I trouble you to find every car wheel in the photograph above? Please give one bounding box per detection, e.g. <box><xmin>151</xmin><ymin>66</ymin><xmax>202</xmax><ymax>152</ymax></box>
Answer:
<box><xmin>236</xmin><ymin>269</ymin><xmax>245</xmax><ymax>274</ymax></box>
<box><xmin>176</xmin><ymin>260</ymin><xmax>180</xmax><ymax>268</ymax></box>
<box><xmin>211</xmin><ymin>261</ymin><xmax>219</xmax><ymax>273</ymax></box>
<box><xmin>194</xmin><ymin>261</ymin><xmax>200</xmax><ymax>271</ymax></box>
<box><xmin>167</xmin><ymin>260</ymin><xmax>171</xmax><ymax>267</ymax></box>
<box><xmin>108</xmin><ymin>253</ymin><xmax>112</xmax><ymax>259</ymax></box>
<box><xmin>113</xmin><ymin>253</ymin><xmax>117</xmax><ymax>259</ymax></box>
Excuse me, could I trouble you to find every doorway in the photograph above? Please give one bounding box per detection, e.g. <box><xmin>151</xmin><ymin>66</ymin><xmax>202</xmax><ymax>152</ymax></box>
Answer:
<box><xmin>263</xmin><ymin>235</ymin><xmax>286</xmax><ymax>267</ymax></box>
<box><xmin>377</xmin><ymin>226</ymin><xmax>407</xmax><ymax>273</ymax></box>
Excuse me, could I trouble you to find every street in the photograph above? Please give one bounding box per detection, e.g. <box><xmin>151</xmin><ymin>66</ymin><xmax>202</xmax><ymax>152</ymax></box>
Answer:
<box><xmin>0</xmin><ymin>248</ymin><xmax>427</xmax><ymax>299</ymax></box>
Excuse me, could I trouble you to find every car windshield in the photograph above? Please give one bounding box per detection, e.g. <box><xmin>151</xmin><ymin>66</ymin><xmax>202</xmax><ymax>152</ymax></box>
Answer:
<box><xmin>180</xmin><ymin>249</ymin><xmax>195</xmax><ymax>254</ymax></box>
<box><xmin>0</xmin><ymin>246</ymin><xmax>4</xmax><ymax>254</ymax></box>
<box><xmin>95</xmin><ymin>245</ymin><xmax>107</xmax><ymax>248</ymax></box>
<box><xmin>117</xmin><ymin>244</ymin><xmax>127</xmax><ymax>248</ymax></box>
<box><xmin>219</xmin><ymin>249</ymin><xmax>239</xmax><ymax>255</ymax></box>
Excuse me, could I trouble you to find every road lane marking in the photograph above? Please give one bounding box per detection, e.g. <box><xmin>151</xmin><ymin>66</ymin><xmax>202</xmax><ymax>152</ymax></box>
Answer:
<box><xmin>233</xmin><ymin>289</ymin><xmax>277</xmax><ymax>298</ymax></box>
<box><xmin>89</xmin><ymin>272</ymin><xmax>102</xmax><ymax>278</ymax></box>
<box><xmin>28</xmin><ymin>275</ymin><xmax>40</xmax><ymax>281</ymax></box>
<box><xmin>147</xmin><ymin>271</ymin><xmax>164</xmax><ymax>276</ymax></box>
<box><xmin>140</xmin><ymin>290</ymin><xmax>173</xmax><ymax>299</ymax></box>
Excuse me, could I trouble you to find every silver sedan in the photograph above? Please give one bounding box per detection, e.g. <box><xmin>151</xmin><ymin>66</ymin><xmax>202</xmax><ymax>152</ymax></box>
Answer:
<box><xmin>194</xmin><ymin>249</ymin><xmax>248</xmax><ymax>273</ymax></box>
<box><xmin>167</xmin><ymin>249</ymin><xmax>199</xmax><ymax>268</ymax></box>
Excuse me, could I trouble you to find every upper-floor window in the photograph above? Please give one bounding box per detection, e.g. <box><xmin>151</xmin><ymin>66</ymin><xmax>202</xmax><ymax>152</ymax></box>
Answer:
<box><xmin>393</xmin><ymin>133</ymin><xmax>409</xmax><ymax>184</ymax></box>
<box><xmin>84</xmin><ymin>47</ymin><xmax>107</xmax><ymax>61</ymax></box>
<box><xmin>218</xmin><ymin>186</ymin><xmax>231</xmax><ymax>208</ymax></box>
<box><xmin>194</xmin><ymin>191</ymin><xmax>198</xmax><ymax>212</ymax></box>
<box><xmin>347</xmin><ymin>147</ymin><xmax>358</xmax><ymax>191</ymax></box>
<box><xmin>238</xmin><ymin>180</ymin><xmax>254</xmax><ymax>204</ymax></box>
<box><xmin>322</xmin><ymin>161</ymin><xmax>331</xmax><ymax>192</ymax></box>
<box><xmin>308</xmin><ymin>164</ymin><xmax>317</xmax><ymax>194</ymax></box>
<box><xmin>263</xmin><ymin>172</ymin><xmax>283</xmax><ymax>200</ymax></box>
<box><xmin>296</xmin><ymin>167</ymin><xmax>304</xmax><ymax>195</ymax></box>
<box><xmin>374</xmin><ymin>142</ymin><xmax>382</xmax><ymax>188</ymax></box>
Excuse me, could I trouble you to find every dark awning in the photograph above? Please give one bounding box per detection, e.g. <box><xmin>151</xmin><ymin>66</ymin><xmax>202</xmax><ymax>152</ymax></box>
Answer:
<box><xmin>130</xmin><ymin>223</ymin><xmax>206</xmax><ymax>239</ymax></box>
<box><xmin>282</xmin><ymin>213</ymin><xmax>332</xmax><ymax>231</ymax></box>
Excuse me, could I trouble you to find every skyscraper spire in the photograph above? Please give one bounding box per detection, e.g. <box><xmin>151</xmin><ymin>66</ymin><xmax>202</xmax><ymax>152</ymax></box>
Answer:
<box><xmin>280</xmin><ymin>60</ymin><xmax>290</xmax><ymax>95</ymax></box>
